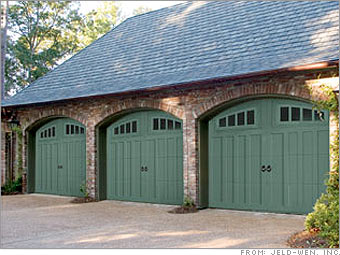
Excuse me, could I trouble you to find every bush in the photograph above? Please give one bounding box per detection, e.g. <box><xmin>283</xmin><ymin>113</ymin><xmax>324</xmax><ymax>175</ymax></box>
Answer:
<box><xmin>183</xmin><ymin>196</ymin><xmax>195</xmax><ymax>208</ymax></box>
<box><xmin>79</xmin><ymin>181</ymin><xmax>89</xmax><ymax>198</ymax></box>
<box><xmin>305</xmin><ymin>179</ymin><xmax>339</xmax><ymax>247</ymax></box>
<box><xmin>305</xmin><ymin>85</ymin><xmax>339</xmax><ymax>248</ymax></box>
<box><xmin>1</xmin><ymin>176</ymin><xmax>22</xmax><ymax>194</ymax></box>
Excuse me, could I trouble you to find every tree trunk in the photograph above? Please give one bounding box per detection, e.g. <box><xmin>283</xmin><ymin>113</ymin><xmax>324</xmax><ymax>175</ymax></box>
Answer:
<box><xmin>1</xmin><ymin>1</ymin><xmax>8</xmax><ymax>100</ymax></box>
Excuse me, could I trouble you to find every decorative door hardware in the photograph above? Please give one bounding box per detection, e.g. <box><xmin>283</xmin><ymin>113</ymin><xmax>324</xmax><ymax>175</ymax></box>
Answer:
<box><xmin>140</xmin><ymin>166</ymin><xmax>148</xmax><ymax>172</ymax></box>
<box><xmin>261</xmin><ymin>165</ymin><xmax>272</xmax><ymax>172</ymax></box>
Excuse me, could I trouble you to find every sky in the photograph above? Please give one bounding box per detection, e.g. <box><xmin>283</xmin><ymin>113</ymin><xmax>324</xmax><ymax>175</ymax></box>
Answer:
<box><xmin>79</xmin><ymin>1</ymin><xmax>185</xmax><ymax>18</ymax></box>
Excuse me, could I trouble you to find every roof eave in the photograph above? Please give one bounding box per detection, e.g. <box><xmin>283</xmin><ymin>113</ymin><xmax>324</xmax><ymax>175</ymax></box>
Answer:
<box><xmin>2</xmin><ymin>59</ymin><xmax>339</xmax><ymax>109</ymax></box>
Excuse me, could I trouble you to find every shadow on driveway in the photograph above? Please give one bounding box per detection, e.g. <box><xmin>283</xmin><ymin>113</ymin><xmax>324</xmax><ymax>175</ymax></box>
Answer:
<box><xmin>1</xmin><ymin>194</ymin><xmax>305</xmax><ymax>248</ymax></box>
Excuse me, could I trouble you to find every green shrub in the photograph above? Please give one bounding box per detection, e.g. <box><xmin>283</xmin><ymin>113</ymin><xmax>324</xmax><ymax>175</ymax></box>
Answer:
<box><xmin>305</xmin><ymin>85</ymin><xmax>339</xmax><ymax>248</ymax></box>
<box><xmin>305</xmin><ymin>180</ymin><xmax>339</xmax><ymax>247</ymax></box>
<box><xmin>183</xmin><ymin>196</ymin><xmax>195</xmax><ymax>208</ymax></box>
<box><xmin>1</xmin><ymin>176</ymin><xmax>22</xmax><ymax>193</ymax></box>
<box><xmin>79</xmin><ymin>181</ymin><xmax>89</xmax><ymax>198</ymax></box>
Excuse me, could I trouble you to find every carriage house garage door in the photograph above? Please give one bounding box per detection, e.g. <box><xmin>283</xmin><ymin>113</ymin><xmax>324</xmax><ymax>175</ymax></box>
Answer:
<box><xmin>35</xmin><ymin>118</ymin><xmax>86</xmax><ymax>197</ymax></box>
<box><xmin>209</xmin><ymin>98</ymin><xmax>329</xmax><ymax>214</ymax></box>
<box><xmin>107</xmin><ymin>111</ymin><xmax>183</xmax><ymax>205</ymax></box>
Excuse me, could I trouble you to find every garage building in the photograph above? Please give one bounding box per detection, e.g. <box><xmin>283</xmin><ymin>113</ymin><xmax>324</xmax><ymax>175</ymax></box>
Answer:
<box><xmin>1</xmin><ymin>1</ymin><xmax>339</xmax><ymax>214</ymax></box>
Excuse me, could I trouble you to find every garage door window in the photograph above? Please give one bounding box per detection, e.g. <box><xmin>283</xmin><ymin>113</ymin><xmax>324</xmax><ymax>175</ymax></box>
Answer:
<box><xmin>65</xmin><ymin>124</ymin><xmax>85</xmax><ymax>135</ymax></box>
<box><xmin>113</xmin><ymin>120</ymin><xmax>138</xmax><ymax>136</ymax></box>
<box><xmin>40</xmin><ymin>126</ymin><xmax>56</xmax><ymax>139</ymax></box>
<box><xmin>218</xmin><ymin>109</ymin><xmax>255</xmax><ymax>128</ymax></box>
<box><xmin>279</xmin><ymin>106</ymin><xmax>325</xmax><ymax>123</ymax></box>
<box><xmin>152</xmin><ymin>118</ymin><xmax>181</xmax><ymax>131</ymax></box>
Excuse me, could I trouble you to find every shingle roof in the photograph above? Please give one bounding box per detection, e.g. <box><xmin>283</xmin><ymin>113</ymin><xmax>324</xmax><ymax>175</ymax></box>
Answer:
<box><xmin>3</xmin><ymin>1</ymin><xmax>339</xmax><ymax>107</ymax></box>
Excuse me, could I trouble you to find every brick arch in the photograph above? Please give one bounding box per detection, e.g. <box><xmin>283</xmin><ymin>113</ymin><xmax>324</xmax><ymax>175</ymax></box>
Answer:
<box><xmin>94</xmin><ymin>98</ymin><xmax>184</xmax><ymax>127</ymax></box>
<box><xmin>22</xmin><ymin>110</ymin><xmax>88</xmax><ymax>133</ymax></box>
<box><xmin>192</xmin><ymin>82</ymin><xmax>319</xmax><ymax>119</ymax></box>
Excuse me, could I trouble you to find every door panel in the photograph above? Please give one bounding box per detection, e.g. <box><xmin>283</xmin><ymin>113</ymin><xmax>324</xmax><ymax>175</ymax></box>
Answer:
<box><xmin>35</xmin><ymin>118</ymin><xmax>86</xmax><ymax>197</ymax></box>
<box><xmin>107</xmin><ymin>111</ymin><xmax>183</xmax><ymax>205</ymax></box>
<box><xmin>209</xmin><ymin>98</ymin><xmax>329</xmax><ymax>214</ymax></box>
<box><xmin>249</xmin><ymin>134</ymin><xmax>262</xmax><ymax>207</ymax></box>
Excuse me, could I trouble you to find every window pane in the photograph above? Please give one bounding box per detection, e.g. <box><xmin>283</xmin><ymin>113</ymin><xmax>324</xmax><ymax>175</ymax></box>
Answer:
<box><xmin>160</xmin><ymin>119</ymin><xmax>166</xmax><ymax>130</ymax></box>
<box><xmin>48</xmin><ymin>128</ymin><xmax>51</xmax><ymax>137</ymax></box>
<box><xmin>314</xmin><ymin>110</ymin><xmax>324</xmax><ymax>121</ymax></box>
<box><xmin>228</xmin><ymin>115</ymin><xmax>235</xmax><ymax>126</ymax></box>
<box><xmin>175</xmin><ymin>121</ymin><xmax>181</xmax><ymax>129</ymax></box>
<box><xmin>126</xmin><ymin>122</ymin><xmax>131</xmax><ymax>133</ymax></box>
<box><xmin>41</xmin><ymin>132</ymin><xmax>43</xmax><ymax>138</ymax></box>
<box><xmin>71</xmin><ymin>125</ymin><xmax>74</xmax><ymax>134</ymax></box>
<box><xmin>114</xmin><ymin>127</ymin><xmax>119</xmax><ymax>135</ymax></box>
<box><xmin>66</xmin><ymin>125</ymin><xmax>70</xmax><ymax>135</ymax></box>
<box><xmin>291</xmin><ymin>107</ymin><xmax>300</xmax><ymax>121</ymax></box>
<box><xmin>44</xmin><ymin>130</ymin><xmax>47</xmax><ymax>137</ymax></box>
<box><xmin>132</xmin><ymin>121</ymin><xmax>137</xmax><ymax>133</ymax></box>
<box><xmin>153</xmin><ymin>119</ymin><xmax>159</xmax><ymax>130</ymax></box>
<box><xmin>219</xmin><ymin>117</ymin><xmax>226</xmax><ymax>127</ymax></box>
<box><xmin>80</xmin><ymin>127</ymin><xmax>85</xmax><ymax>134</ymax></box>
<box><xmin>52</xmin><ymin>127</ymin><xmax>55</xmax><ymax>137</ymax></box>
<box><xmin>247</xmin><ymin>110</ymin><xmax>254</xmax><ymax>125</ymax></box>
<box><xmin>303</xmin><ymin>108</ymin><xmax>312</xmax><ymax>121</ymax></box>
<box><xmin>280</xmin><ymin>107</ymin><xmax>289</xmax><ymax>121</ymax></box>
<box><xmin>237</xmin><ymin>112</ymin><xmax>245</xmax><ymax>126</ymax></box>
<box><xmin>120</xmin><ymin>124</ymin><xmax>125</xmax><ymax>134</ymax></box>
<box><xmin>168</xmin><ymin>119</ymin><xmax>173</xmax><ymax>130</ymax></box>
<box><xmin>75</xmin><ymin>126</ymin><xmax>79</xmax><ymax>134</ymax></box>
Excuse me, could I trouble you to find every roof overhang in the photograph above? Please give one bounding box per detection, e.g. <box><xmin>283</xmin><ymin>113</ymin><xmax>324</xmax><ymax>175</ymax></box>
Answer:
<box><xmin>2</xmin><ymin>59</ymin><xmax>339</xmax><ymax>109</ymax></box>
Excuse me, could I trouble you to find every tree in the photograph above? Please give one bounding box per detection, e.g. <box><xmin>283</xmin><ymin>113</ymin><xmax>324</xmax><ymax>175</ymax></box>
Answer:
<box><xmin>77</xmin><ymin>1</ymin><xmax>120</xmax><ymax>49</ymax></box>
<box><xmin>4</xmin><ymin>1</ymin><xmax>152</xmax><ymax>96</ymax></box>
<box><xmin>1</xmin><ymin>1</ymin><xmax>9</xmax><ymax>99</ymax></box>
<box><xmin>5</xmin><ymin>1</ymin><xmax>83</xmax><ymax>95</ymax></box>
<box><xmin>132</xmin><ymin>6</ymin><xmax>153</xmax><ymax>16</ymax></box>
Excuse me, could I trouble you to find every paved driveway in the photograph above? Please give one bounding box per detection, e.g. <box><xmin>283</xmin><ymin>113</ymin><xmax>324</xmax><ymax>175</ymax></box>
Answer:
<box><xmin>1</xmin><ymin>194</ymin><xmax>305</xmax><ymax>248</ymax></box>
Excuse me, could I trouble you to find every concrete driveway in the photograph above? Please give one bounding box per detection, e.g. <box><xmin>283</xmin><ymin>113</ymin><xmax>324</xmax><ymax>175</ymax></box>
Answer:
<box><xmin>1</xmin><ymin>194</ymin><xmax>305</xmax><ymax>248</ymax></box>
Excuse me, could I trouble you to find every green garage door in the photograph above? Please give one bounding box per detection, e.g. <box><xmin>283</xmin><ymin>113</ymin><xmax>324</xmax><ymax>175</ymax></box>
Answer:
<box><xmin>209</xmin><ymin>98</ymin><xmax>329</xmax><ymax>214</ymax></box>
<box><xmin>107</xmin><ymin>111</ymin><xmax>183</xmax><ymax>205</ymax></box>
<box><xmin>35</xmin><ymin>118</ymin><xmax>86</xmax><ymax>197</ymax></box>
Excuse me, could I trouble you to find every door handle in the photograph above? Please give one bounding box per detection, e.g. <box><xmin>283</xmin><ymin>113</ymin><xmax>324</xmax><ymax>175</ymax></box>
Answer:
<box><xmin>266</xmin><ymin>165</ymin><xmax>272</xmax><ymax>172</ymax></box>
<box><xmin>141</xmin><ymin>166</ymin><xmax>145</xmax><ymax>172</ymax></box>
<box><xmin>144</xmin><ymin>166</ymin><xmax>148</xmax><ymax>172</ymax></box>
<box><xmin>57</xmin><ymin>165</ymin><xmax>63</xmax><ymax>169</ymax></box>
<box><xmin>261</xmin><ymin>165</ymin><xmax>266</xmax><ymax>172</ymax></box>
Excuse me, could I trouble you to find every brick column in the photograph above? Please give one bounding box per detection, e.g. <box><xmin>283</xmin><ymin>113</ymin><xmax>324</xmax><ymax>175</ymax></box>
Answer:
<box><xmin>21</xmin><ymin>130</ymin><xmax>28</xmax><ymax>193</ymax></box>
<box><xmin>182</xmin><ymin>111</ymin><xmax>199</xmax><ymax>205</ymax></box>
<box><xmin>86</xmin><ymin>125</ymin><xmax>97</xmax><ymax>198</ymax></box>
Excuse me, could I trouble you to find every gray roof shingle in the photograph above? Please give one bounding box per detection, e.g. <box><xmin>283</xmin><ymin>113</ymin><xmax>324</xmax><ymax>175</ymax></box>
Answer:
<box><xmin>3</xmin><ymin>1</ymin><xmax>339</xmax><ymax>107</ymax></box>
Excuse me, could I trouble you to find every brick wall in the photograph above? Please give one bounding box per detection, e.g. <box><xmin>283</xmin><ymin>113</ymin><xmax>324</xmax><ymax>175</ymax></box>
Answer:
<box><xmin>1</xmin><ymin>121</ymin><xmax>11</xmax><ymax>186</ymax></box>
<box><xmin>1</xmin><ymin>123</ymin><xmax>6</xmax><ymax>186</ymax></box>
<box><xmin>4</xmin><ymin>68</ymin><xmax>338</xmax><ymax>204</ymax></box>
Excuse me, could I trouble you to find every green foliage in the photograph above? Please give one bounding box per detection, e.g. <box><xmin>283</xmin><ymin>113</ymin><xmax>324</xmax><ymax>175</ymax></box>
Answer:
<box><xmin>183</xmin><ymin>196</ymin><xmax>195</xmax><ymax>208</ymax></box>
<box><xmin>4</xmin><ymin>1</ymin><xmax>154</xmax><ymax>96</ymax></box>
<box><xmin>80</xmin><ymin>181</ymin><xmax>89</xmax><ymax>198</ymax></box>
<box><xmin>4</xmin><ymin>1</ymin><xmax>123</xmax><ymax>95</ymax></box>
<box><xmin>305</xmin><ymin>85</ymin><xmax>339</xmax><ymax>248</ymax></box>
<box><xmin>1</xmin><ymin>176</ymin><xmax>22</xmax><ymax>193</ymax></box>
<box><xmin>5</xmin><ymin>1</ymin><xmax>83</xmax><ymax>94</ymax></box>
<box><xmin>132</xmin><ymin>6</ymin><xmax>153</xmax><ymax>16</ymax></box>
<box><xmin>77</xmin><ymin>2</ymin><xmax>119</xmax><ymax>49</ymax></box>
